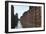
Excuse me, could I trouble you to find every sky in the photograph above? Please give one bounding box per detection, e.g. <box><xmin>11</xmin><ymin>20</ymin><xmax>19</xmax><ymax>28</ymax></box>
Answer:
<box><xmin>14</xmin><ymin>5</ymin><xmax>29</xmax><ymax>19</ymax></box>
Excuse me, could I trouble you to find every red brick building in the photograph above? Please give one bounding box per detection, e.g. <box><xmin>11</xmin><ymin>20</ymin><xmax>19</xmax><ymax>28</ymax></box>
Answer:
<box><xmin>20</xmin><ymin>6</ymin><xmax>41</xmax><ymax>28</ymax></box>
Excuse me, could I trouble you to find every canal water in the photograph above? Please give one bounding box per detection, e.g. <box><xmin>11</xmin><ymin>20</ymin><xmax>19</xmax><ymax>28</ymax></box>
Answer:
<box><xmin>15</xmin><ymin>21</ymin><xmax>22</xmax><ymax>29</ymax></box>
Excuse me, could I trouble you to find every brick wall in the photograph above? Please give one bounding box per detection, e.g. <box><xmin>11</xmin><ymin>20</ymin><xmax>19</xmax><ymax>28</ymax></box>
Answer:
<box><xmin>20</xmin><ymin>6</ymin><xmax>41</xmax><ymax>28</ymax></box>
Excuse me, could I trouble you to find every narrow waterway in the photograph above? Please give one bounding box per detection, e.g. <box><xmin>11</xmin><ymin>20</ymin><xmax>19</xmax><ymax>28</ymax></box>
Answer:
<box><xmin>15</xmin><ymin>21</ymin><xmax>22</xmax><ymax>29</ymax></box>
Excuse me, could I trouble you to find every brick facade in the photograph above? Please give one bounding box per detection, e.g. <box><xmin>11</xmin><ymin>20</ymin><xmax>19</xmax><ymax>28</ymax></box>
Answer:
<box><xmin>20</xmin><ymin>6</ymin><xmax>41</xmax><ymax>28</ymax></box>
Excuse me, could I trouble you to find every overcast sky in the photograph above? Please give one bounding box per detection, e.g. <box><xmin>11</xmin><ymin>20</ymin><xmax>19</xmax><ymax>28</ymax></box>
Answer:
<box><xmin>14</xmin><ymin>5</ymin><xmax>29</xmax><ymax>19</ymax></box>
